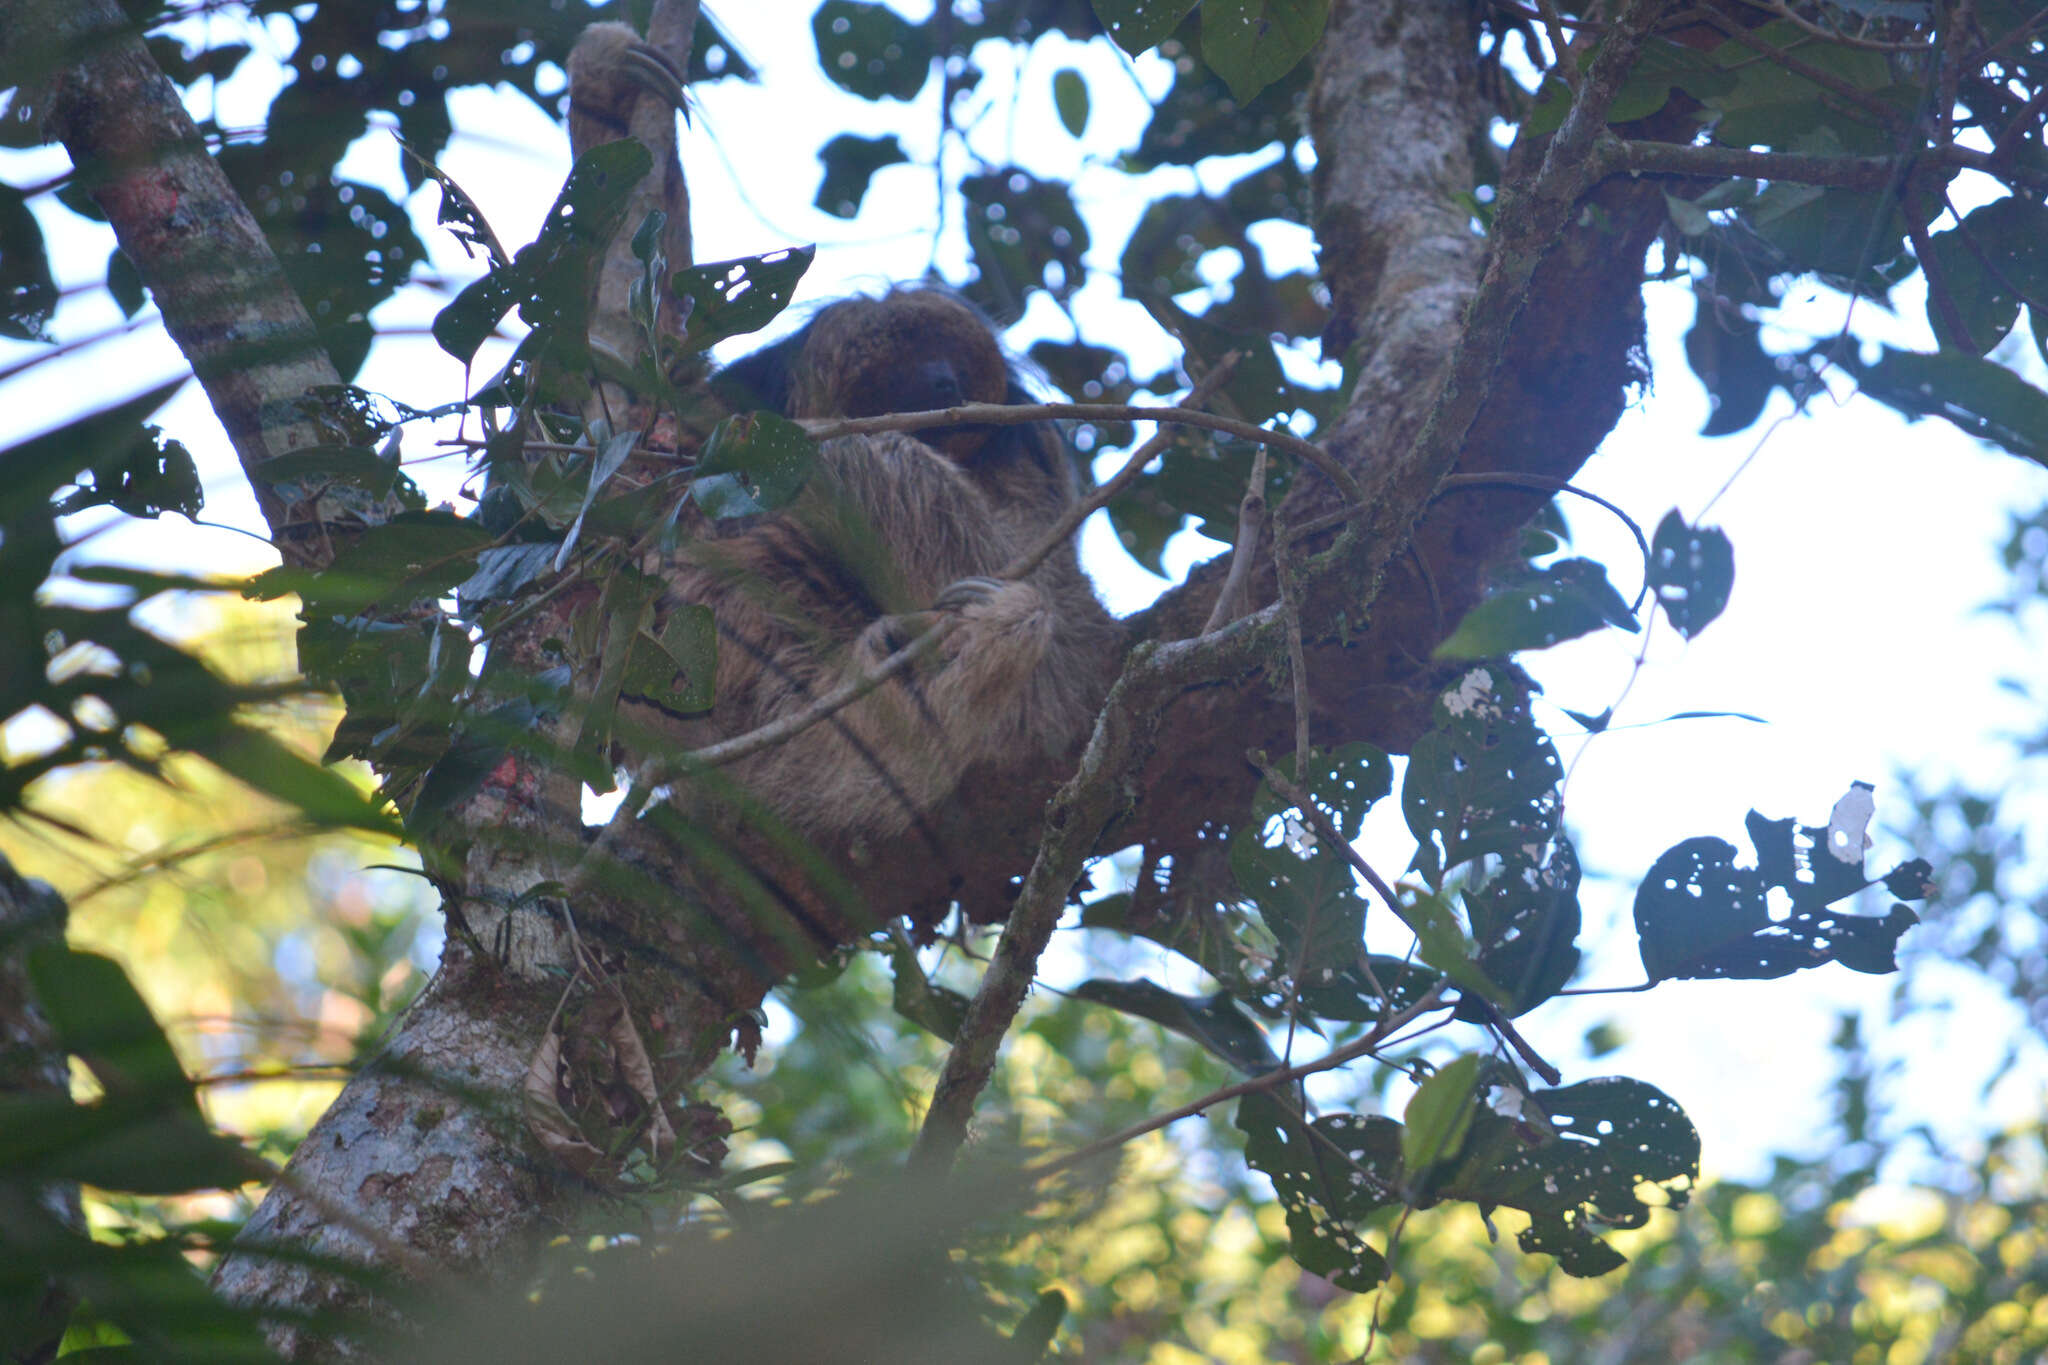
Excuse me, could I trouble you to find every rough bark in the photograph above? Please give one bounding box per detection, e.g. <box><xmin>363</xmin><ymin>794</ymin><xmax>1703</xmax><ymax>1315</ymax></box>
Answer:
<box><xmin>5</xmin><ymin>0</ymin><xmax>351</xmax><ymax>569</ymax></box>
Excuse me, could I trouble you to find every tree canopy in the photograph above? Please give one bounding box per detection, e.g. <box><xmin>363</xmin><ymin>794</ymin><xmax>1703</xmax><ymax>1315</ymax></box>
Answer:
<box><xmin>3</xmin><ymin>0</ymin><xmax>2046</xmax><ymax>1360</ymax></box>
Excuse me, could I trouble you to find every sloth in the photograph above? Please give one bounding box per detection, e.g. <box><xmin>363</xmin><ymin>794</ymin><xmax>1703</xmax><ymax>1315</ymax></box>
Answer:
<box><xmin>635</xmin><ymin>289</ymin><xmax>1122</xmax><ymax>847</ymax></box>
<box><xmin>559</xmin><ymin>24</ymin><xmax>1117</xmax><ymax>848</ymax></box>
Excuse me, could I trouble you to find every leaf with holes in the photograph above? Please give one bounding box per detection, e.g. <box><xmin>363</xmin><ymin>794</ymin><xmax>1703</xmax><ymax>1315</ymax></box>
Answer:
<box><xmin>1402</xmin><ymin>668</ymin><xmax>1563</xmax><ymax>885</ymax></box>
<box><xmin>1237</xmin><ymin>1092</ymin><xmax>1399</xmax><ymax>1290</ymax></box>
<box><xmin>1635</xmin><ymin>800</ymin><xmax>1930</xmax><ymax>983</ymax></box>
<box><xmin>1648</xmin><ymin>511</ymin><xmax>1734</xmax><ymax>639</ymax></box>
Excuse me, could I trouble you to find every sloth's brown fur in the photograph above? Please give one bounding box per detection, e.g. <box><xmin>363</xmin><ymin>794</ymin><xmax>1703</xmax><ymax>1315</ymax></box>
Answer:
<box><xmin>642</xmin><ymin>291</ymin><xmax>1121</xmax><ymax>845</ymax></box>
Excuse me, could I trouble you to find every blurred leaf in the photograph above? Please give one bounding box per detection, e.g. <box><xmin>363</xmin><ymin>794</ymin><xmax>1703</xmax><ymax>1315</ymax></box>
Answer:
<box><xmin>1</xmin><ymin>182</ymin><xmax>56</xmax><ymax>340</ymax></box>
<box><xmin>814</xmin><ymin>134</ymin><xmax>908</xmax><ymax>219</ymax></box>
<box><xmin>1434</xmin><ymin>558</ymin><xmax>1638</xmax><ymax>660</ymax></box>
<box><xmin>1648</xmin><ymin>510</ymin><xmax>1734</xmax><ymax>639</ymax></box>
<box><xmin>1072</xmin><ymin>978</ymin><xmax>1280</xmax><ymax>1075</ymax></box>
<box><xmin>1200</xmin><ymin>0</ymin><xmax>1328</xmax><ymax>104</ymax></box>
<box><xmin>889</xmin><ymin>941</ymin><xmax>970</xmax><ymax>1042</ymax></box>
<box><xmin>1092</xmin><ymin>0</ymin><xmax>1200</xmax><ymax>56</ymax></box>
<box><xmin>1052</xmin><ymin>68</ymin><xmax>1090</xmax><ymax>137</ymax></box>
<box><xmin>1836</xmin><ymin>344</ymin><xmax>2048</xmax><ymax>467</ymax></box>
<box><xmin>812</xmin><ymin>0</ymin><xmax>932</xmax><ymax>101</ymax></box>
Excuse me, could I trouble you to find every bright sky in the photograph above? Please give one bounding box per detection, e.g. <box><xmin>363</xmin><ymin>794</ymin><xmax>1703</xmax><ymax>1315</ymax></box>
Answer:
<box><xmin>3</xmin><ymin>5</ymin><xmax>2044</xmax><ymax>1181</ymax></box>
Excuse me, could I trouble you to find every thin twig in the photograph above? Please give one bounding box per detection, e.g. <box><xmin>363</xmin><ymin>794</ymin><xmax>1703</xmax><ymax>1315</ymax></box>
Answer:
<box><xmin>1434</xmin><ymin>471</ymin><xmax>1653</xmax><ymax>608</ymax></box>
<box><xmin>1019</xmin><ymin>980</ymin><xmax>1450</xmax><ymax>1185</ymax></box>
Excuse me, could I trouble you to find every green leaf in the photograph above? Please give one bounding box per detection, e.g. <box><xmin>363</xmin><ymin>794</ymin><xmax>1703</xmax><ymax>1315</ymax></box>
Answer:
<box><xmin>1091</xmin><ymin>0</ymin><xmax>1201</xmax><ymax>56</ymax></box>
<box><xmin>1837</xmin><ymin>344</ymin><xmax>2048</xmax><ymax>467</ymax></box>
<box><xmin>1441</xmin><ymin>1077</ymin><xmax>1700</xmax><ymax>1277</ymax></box>
<box><xmin>622</xmin><ymin>602</ymin><xmax>717</xmax><ymax>713</ymax></box>
<box><xmin>1434</xmin><ymin>558</ymin><xmax>1638</xmax><ymax>660</ymax></box>
<box><xmin>1402</xmin><ymin>1053</ymin><xmax>1483</xmax><ymax>1181</ymax></box>
<box><xmin>672</xmin><ymin>246</ymin><xmax>816</xmax><ymax>353</ymax></box>
<box><xmin>1404</xmin><ymin>888</ymin><xmax>1501</xmax><ymax>1003</ymax></box>
<box><xmin>1647</xmin><ymin>510</ymin><xmax>1734</xmax><ymax>639</ymax></box>
<box><xmin>1071</xmin><ymin>978</ymin><xmax>1280</xmax><ymax>1076</ymax></box>
<box><xmin>813</xmin><ymin>134</ymin><xmax>909</xmax><ymax>219</ymax></box>
<box><xmin>1402</xmin><ymin>668</ymin><xmax>1563</xmax><ymax>885</ymax></box>
<box><xmin>1236</xmin><ymin>1092</ymin><xmax>1398</xmax><ymax>1290</ymax></box>
<box><xmin>249</xmin><ymin>511</ymin><xmax>493</xmax><ymax>615</ymax></box>
<box><xmin>812</xmin><ymin>0</ymin><xmax>932</xmax><ymax>101</ymax></box>
<box><xmin>1052</xmin><ymin>69</ymin><xmax>1090</xmax><ymax>138</ymax></box>
<box><xmin>1919</xmin><ymin>198</ymin><xmax>2048</xmax><ymax>356</ymax></box>
<box><xmin>1200</xmin><ymin>0</ymin><xmax>1329</xmax><ymax>104</ymax></box>
<box><xmin>691</xmin><ymin>412</ymin><xmax>818</xmax><ymax>518</ymax></box>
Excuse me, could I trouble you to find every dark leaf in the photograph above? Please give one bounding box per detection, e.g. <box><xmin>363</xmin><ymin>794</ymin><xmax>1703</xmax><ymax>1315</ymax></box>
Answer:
<box><xmin>249</xmin><ymin>511</ymin><xmax>493</xmax><ymax>615</ymax></box>
<box><xmin>1634</xmin><ymin>798</ymin><xmax>1928</xmax><ymax>982</ymax></box>
<box><xmin>1072</xmin><ymin>978</ymin><xmax>1280</xmax><ymax>1075</ymax></box>
<box><xmin>0</xmin><ymin>180</ymin><xmax>56</xmax><ymax>340</ymax></box>
<box><xmin>814</xmin><ymin>134</ymin><xmax>909</xmax><ymax>219</ymax></box>
<box><xmin>1443</xmin><ymin>1077</ymin><xmax>1699</xmax><ymax>1277</ymax></box>
<box><xmin>1092</xmin><ymin>0</ymin><xmax>1201</xmax><ymax>56</ymax></box>
<box><xmin>812</xmin><ymin>0</ymin><xmax>933</xmax><ymax>101</ymax></box>
<box><xmin>1461</xmin><ymin>835</ymin><xmax>1582</xmax><ymax>1018</ymax></box>
<box><xmin>1647</xmin><ymin>510</ymin><xmax>1735</xmax><ymax>639</ymax></box>
<box><xmin>1402</xmin><ymin>669</ymin><xmax>1563</xmax><ymax>885</ymax></box>
<box><xmin>1236</xmin><ymin>1092</ymin><xmax>1397</xmax><ymax>1290</ymax></box>
<box><xmin>1834</xmin><ymin>344</ymin><xmax>2048</xmax><ymax>467</ymax></box>
<box><xmin>1918</xmin><ymin>197</ymin><xmax>2048</xmax><ymax>357</ymax></box>
<box><xmin>672</xmin><ymin>246</ymin><xmax>816</xmax><ymax>353</ymax></box>
<box><xmin>1433</xmin><ymin>557</ymin><xmax>1639</xmax><ymax>660</ymax></box>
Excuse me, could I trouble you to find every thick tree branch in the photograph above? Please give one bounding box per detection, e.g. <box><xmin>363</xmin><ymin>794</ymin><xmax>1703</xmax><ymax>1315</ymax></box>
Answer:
<box><xmin>6</xmin><ymin>0</ymin><xmax>345</xmax><ymax>568</ymax></box>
